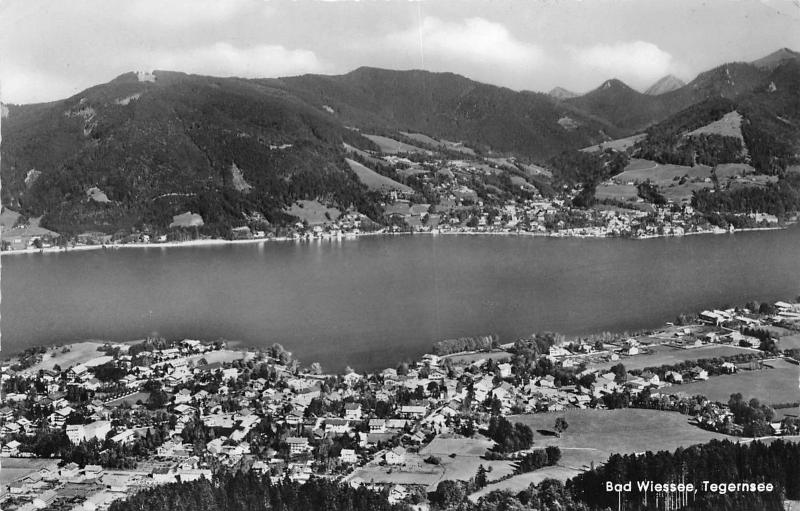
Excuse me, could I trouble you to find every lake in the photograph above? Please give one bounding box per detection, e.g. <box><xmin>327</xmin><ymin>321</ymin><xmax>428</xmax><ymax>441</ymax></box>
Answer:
<box><xmin>2</xmin><ymin>229</ymin><xmax>800</xmax><ymax>372</ymax></box>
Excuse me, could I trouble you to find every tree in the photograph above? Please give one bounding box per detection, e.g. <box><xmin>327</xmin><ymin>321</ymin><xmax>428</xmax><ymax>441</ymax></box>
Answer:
<box><xmin>432</xmin><ymin>480</ymin><xmax>465</xmax><ymax>509</ymax></box>
<box><xmin>475</xmin><ymin>464</ymin><xmax>488</xmax><ymax>489</ymax></box>
<box><xmin>309</xmin><ymin>362</ymin><xmax>323</xmax><ymax>375</ymax></box>
<box><xmin>611</xmin><ymin>363</ymin><xmax>627</xmax><ymax>383</ymax></box>
<box><xmin>554</xmin><ymin>417</ymin><xmax>568</xmax><ymax>438</ymax></box>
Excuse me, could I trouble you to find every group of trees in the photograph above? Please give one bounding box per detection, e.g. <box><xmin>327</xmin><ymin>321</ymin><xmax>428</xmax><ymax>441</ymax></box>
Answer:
<box><xmin>567</xmin><ymin>439</ymin><xmax>800</xmax><ymax>510</ymax></box>
<box><xmin>728</xmin><ymin>393</ymin><xmax>776</xmax><ymax>437</ymax></box>
<box><xmin>516</xmin><ymin>446</ymin><xmax>562</xmax><ymax>474</ymax></box>
<box><xmin>636</xmin><ymin>181</ymin><xmax>667</xmax><ymax>205</ymax></box>
<box><xmin>109</xmin><ymin>471</ymin><xmax>405</xmax><ymax>511</ymax></box>
<box><xmin>485</xmin><ymin>416</ymin><xmax>534</xmax><ymax>454</ymax></box>
<box><xmin>692</xmin><ymin>172</ymin><xmax>800</xmax><ymax>220</ymax></box>
<box><xmin>432</xmin><ymin>335</ymin><xmax>498</xmax><ymax>356</ymax></box>
<box><xmin>8</xmin><ymin>424</ymin><xmax>170</xmax><ymax>468</ymax></box>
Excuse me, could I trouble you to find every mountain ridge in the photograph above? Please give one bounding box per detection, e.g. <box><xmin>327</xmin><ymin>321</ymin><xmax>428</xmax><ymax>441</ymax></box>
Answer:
<box><xmin>2</xmin><ymin>48</ymin><xmax>798</xmax><ymax>236</ymax></box>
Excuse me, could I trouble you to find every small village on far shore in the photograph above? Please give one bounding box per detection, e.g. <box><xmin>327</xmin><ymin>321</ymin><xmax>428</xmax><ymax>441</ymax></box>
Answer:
<box><xmin>2</xmin><ymin>297</ymin><xmax>799</xmax><ymax>511</ymax></box>
<box><xmin>3</xmin><ymin>145</ymin><xmax>797</xmax><ymax>255</ymax></box>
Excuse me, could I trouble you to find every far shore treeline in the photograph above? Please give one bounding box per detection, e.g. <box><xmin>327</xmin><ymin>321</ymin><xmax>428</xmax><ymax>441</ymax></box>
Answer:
<box><xmin>432</xmin><ymin>335</ymin><xmax>499</xmax><ymax>356</ymax></box>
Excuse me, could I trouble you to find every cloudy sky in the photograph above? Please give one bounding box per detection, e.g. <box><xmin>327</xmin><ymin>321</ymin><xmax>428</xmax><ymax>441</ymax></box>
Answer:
<box><xmin>1</xmin><ymin>0</ymin><xmax>799</xmax><ymax>104</ymax></box>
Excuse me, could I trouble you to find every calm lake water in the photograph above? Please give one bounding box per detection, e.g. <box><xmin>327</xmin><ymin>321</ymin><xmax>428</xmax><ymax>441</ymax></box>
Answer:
<box><xmin>3</xmin><ymin>229</ymin><xmax>800</xmax><ymax>371</ymax></box>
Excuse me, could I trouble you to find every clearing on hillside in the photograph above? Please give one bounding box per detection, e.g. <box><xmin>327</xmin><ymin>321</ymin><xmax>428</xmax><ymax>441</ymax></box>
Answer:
<box><xmin>613</xmin><ymin>159</ymin><xmax>713</xmax><ymax>186</ymax></box>
<box><xmin>345</xmin><ymin>158</ymin><xmax>413</xmax><ymax>194</ymax></box>
<box><xmin>581</xmin><ymin>134</ymin><xmax>647</xmax><ymax>153</ymax></box>
<box><xmin>285</xmin><ymin>200</ymin><xmax>341</xmax><ymax>225</ymax></box>
<box><xmin>688</xmin><ymin>111</ymin><xmax>744</xmax><ymax>141</ymax></box>
<box><xmin>363</xmin><ymin>134</ymin><xmax>430</xmax><ymax>154</ymax></box>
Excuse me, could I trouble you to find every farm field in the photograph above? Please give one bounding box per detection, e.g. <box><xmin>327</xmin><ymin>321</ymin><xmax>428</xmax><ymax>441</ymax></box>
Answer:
<box><xmin>362</xmin><ymin>134</ymin><xmax>429</xmax><ymax>154</ymax></box>
<box><xmin>590</xmin><ymin>344</ymin><xmax>754</xmax><ymax>372</ymax></box>
<box><xmin>285</xmin><ymin>200</ymin><xmax>341</xmax><ymax>226</ymax></box>
<box><xmin>345</xmin><ymin>158</ymin><xmax>413</xmax><ymax>194</ymax></box>
<box><xmin>671</xmin><ymin>358</ymin><xmax>800</xmax><ymax>404</ymax></box>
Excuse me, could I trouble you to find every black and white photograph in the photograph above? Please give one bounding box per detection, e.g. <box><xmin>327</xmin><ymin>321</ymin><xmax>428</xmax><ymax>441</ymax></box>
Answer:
<box><xmin>1</xmin><ymin>0</ymin><xmax>800</xmax><ymax>509</ymax></box>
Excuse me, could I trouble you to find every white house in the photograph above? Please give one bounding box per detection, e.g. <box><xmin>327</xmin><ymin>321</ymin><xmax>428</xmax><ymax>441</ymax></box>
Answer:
<box><xmin>344</xmin><ymin>403</ymin><xmax>362</xmax><ymax>420</ymax></box>
<box><xmin>385</xmin><ymin>446</ymin><xmax>406</xmax><ymax>465</ymax></box>
<box><xmin>339</xmin><ymin>449</ymin><xmax>358</xmax><ymax>464</ymax></box>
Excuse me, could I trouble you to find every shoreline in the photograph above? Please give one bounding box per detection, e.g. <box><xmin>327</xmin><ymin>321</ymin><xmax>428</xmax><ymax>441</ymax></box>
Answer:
<box><xmin>1</xmin><ymin>223</ymin><xmax>795</xmax><ymax>257</ymax></box>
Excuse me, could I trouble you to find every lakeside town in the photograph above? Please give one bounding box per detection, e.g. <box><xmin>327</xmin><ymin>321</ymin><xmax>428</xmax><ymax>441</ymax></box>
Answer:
<box><xmin>2</xmin><ymin>297</ymin><xmax>799</xmax><ymax>511</ymax></box>
<box><xmin>3</xmin><ymin>136</ymin><xmax>798</xmax><ymax>254</ymax></box>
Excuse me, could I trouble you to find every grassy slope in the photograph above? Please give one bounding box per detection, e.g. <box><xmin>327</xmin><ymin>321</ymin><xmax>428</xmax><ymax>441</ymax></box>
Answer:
<box><xmin>345</xmin><ymin>158</ymin><xmax>413</xmax><ymax>194</ymax></box>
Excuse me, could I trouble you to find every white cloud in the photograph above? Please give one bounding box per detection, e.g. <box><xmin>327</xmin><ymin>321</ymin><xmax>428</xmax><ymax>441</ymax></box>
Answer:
<box><xmin>122</xmin><ymin>0</ymin><xmax>252</xmax><ymax>28</ymax></box>
<box><xmin>142</xmin><ymin>42</ymin><xmax>325</xmax><ymax>78</ymax></box>
<box><xmin>0</xmin><ymin>65</ymin><xmax>71</xmax><ymax>105</ymax></box>
<box><xmin>387</xmin><ymin>16</ymin><xmax>545</xmax><ymax>69</ymax></box>
<box><xmin>568</xmin><ymin>41</ymin><xmax>676</xmax><ymax>86</ymax></box>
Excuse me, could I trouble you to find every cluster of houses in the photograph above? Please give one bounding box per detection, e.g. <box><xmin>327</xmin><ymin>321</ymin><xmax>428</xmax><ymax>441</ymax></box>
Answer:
<box><xmin>2</xmin><ymin>301</ymin><xmax>799</xmax><ymax>510</ymax></box>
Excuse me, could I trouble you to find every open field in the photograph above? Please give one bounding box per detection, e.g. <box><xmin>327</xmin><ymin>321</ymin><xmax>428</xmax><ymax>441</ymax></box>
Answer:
<box><xmin>614</xmin><ymin>159</ymin><xmax>713</xmax><ymax>186</ymax></box>
<box><xmin>594</xmin><ymin>183</ymin><xmax>640</xmax><ymax>201</ymax></box>
<box><xmin>363</xmin><ymin>134</ymin><xmax>429</xmax><ymax>154</ymax></box>
<box><xmin>590</xmin><ymin>344</ymin><xmax>755</xmax><ymax>372</ymax></box>
<box><xmin>351</xmin><ymin>435</ymin><xmax>513</xmax><ymax>491</ymax></box>
<box><xmin>20</xmin><ymin>341</ymin><xmax>107</xmax><ymax>373</ymax></box>
<box><xmin>661</xmin><ymin>181</ymin><xmax>714</xmax><ymax>202</ymax></box>
<box><xmin>190</xmin><ymin>349</ymin><xmax>254</xmax><ymax>365</ymax></box>
<box><xmin>0</xmin><ymin>207</ymin><xmax>21</xmax><ymax>227</ymax></box>
<box><xmin>399</xmin><ymin>131</ymin><xmax>475</xmax><ymax>155</ymax></box>
<box><xmin>780</xmin><ymin>334</ymin><xmax>800</xmax><ymax>350</ymax></box>
<box><xmin>396</xmin><ymin>166</ymin><xmax>428</xmax><ymax>178</ymax></box>
<box><xmin>345</xmin><ymin>158</ymin><xmax>413</xmax><ymax>194</ymax></box>
<box><xmin>672</xmin><ymin>358</ymin><xmax>800</xmax><ymax>404</ymax></box>
<box><xmin>399</xmin><ymin>131</ymin><xmax>440</xmax><ymax>146</ymax></box>
<box><xmin>469</xmin><ymin>449</ymin><xmax>593</xmax><ymax>502</ymax></box>
<box><xmin>342</xmin><ymin>143</ymin><xmax>387</xmax><ymax>167</ymax></box>
<box><xmin>1</xmin><ymin>214</ymin><xmax>60</xmax><ymax>241</ymax></box>
<box><xmin>439</xmin><ymin>140</ymin><xmax>476</xmax><ymax>155</ymax></box>
<box><xmin>468</xmin><ymin>409</ymin><xmax>733</xmax><ymax>501</ymax></box>
<box><xmin>285</xmin><ymin>200</ymin><xmax>341</xmax><ymax>225</ymax></box>
<box><xmin>581</xmin><ymin>134</ymin><xmax>646</xmax><ymax>153</ymax></box>
<box><xmin>775</xmin><ymin>407</ymin><xmax>800</xmax><ymax>419</ymax></box>
<box><xmin>510</xmin><ymin>409</ymin><xmax>732</xmax><ymax>458</ymax></box>
<box><xmin>714</xmin><ymin>163</ymin><xmax>757</xmax><ymax>179</ymax></box>
<box><xmin>104</xmin><ymin>391</ymin><xmax>150</xmax><ymax>406</ymax></box>
<box><xmin>688</xmin><ymin>111</ymin><xmax>743</xmax><ymax>140</ymax></box>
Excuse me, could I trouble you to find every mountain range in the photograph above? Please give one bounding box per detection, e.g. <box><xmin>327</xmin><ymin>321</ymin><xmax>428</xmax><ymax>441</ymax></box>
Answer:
<box><xmin>1</xmin><ymin>48</ymin><xmax>799</xmax><ymax>235</ymax></box>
